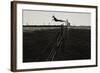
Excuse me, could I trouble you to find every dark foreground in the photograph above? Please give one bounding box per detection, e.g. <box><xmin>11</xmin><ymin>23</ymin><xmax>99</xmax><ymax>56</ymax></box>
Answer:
<box><xmin>23</xmin><ymin>26</ymin><xmax>91</xmax><ymax>62</ymax></box>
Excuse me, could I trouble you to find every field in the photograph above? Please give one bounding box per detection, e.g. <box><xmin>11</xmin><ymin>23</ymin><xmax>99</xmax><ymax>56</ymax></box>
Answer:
<box><xmin>23</xmin><ymin>26</ymin><xmax>91</xmax><ymax>62</ymax></box>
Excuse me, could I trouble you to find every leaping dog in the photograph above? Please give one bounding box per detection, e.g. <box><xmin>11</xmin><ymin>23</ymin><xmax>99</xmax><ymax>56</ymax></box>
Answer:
<box><xmin>52</xmin><ymin>16</ymin><xmax>65</xmax><ymax>22</ymax></box>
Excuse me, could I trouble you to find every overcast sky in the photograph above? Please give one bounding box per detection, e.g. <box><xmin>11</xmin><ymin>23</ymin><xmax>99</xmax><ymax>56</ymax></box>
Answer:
<box><xmin>23</xmin><ymin>10</ymin><xmax>91</xmax><ymax>26</ymax></box>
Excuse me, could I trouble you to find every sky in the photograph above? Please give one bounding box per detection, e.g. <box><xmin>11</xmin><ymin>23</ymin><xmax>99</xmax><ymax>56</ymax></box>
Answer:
<box><xmin>23</xmin><ymin>10</ymin><xmax>91</xmax><ymax>26</ymax></box>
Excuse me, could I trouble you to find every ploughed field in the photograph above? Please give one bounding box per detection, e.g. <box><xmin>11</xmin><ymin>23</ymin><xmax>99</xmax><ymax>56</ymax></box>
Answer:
<box><xmin>23</xmin><ymin>26</ymin><xmax>91</xmax><ymax>62</ymax></box>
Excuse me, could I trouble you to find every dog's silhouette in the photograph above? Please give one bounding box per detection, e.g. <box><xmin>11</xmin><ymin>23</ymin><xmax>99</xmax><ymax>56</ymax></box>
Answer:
<box><xmin>52</xmin><ymin>16</ymin><xmax>65</xmax><ymax>22</ymax></box>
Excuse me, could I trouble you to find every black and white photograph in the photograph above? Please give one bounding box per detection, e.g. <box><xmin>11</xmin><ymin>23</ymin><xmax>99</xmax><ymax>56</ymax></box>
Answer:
<box><xmin>23</xmin><ymin>10</ymin><xmax>91</xmax><ymax>62</ymax></box>
<box><xmin>11</xmin><ymin>1</ymin><xmax>97</xmax><ymax>72</ymax></box>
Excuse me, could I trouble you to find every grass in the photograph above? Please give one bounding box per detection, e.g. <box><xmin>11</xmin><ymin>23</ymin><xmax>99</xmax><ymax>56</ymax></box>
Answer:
<box><xmin>23</xmin><ymin>26</ymin><xmax>91</xmax><ymax>62</ymax></box>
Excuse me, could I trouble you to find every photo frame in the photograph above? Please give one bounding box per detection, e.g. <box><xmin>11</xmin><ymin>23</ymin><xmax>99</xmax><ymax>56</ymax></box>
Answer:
<box><xmin>11</xmin><ymin>1</ymin><xmax>98</xmax><ymax>72</ymax></box>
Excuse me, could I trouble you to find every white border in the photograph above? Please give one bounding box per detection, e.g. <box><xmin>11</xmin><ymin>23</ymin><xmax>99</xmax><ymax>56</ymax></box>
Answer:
<box><xmin>17</xmin><ymin>3</ymin><xmax>96</xmax><ymax>69</ymax></box>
